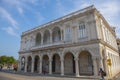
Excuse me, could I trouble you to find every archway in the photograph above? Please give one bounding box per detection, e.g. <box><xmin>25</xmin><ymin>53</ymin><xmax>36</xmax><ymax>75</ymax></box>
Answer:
<box><xmin>21</xmin><ymin>57</ymin><xmax>25</xmax><ymax>71</ymax></box>
<box><xmin>35</xmin><ymin>33</ymin><xmax>41</xmax><ymax>46</ymax></box>
<box><xmin>52</xmin><ymin>27</ymin><xmax>61</xmax><ymax>42</ymax></box>
<box><xmin>42</xmin><ymin>55</ymin><xmax>49</xmax><ymax>73</ymax></box>
<box><xmin>43</xmin><ymin>30</ymin><xmax>50</xmax><ymax>44</ymax></box>
<box><xmin>79</xmin><ymin>51</ymin><xmax>93</xmax><ymax>75</ymax></box>
<box><xmin>34</xmin><ymin>55</ymin><xmax>40</xmax><ymax>73</ymax></box>
<box><xmin>64</xmin><ymin>52</ymin><xmax>75</xmax><ymax>75</ymax></box>
<box><xmin>27</xmin><ymin>56</ymin><xmax>32</xmax><ymax>72</ymax></box>
<box><xmin>52</xmin><ymin>54</ymin><xmax>60</xmax><ymax>74</ymax></box>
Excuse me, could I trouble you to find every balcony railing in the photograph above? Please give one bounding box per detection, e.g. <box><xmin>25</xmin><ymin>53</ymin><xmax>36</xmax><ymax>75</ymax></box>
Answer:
<box><xmin>31</xmin><ymin>41</ymin><xmax>64</xmax><ymax>50</ymax></box>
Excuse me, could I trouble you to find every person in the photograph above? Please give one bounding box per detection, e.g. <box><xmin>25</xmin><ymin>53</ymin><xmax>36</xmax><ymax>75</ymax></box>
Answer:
<box><xmin>42</xmin><ymin>66</ymin><xmax>46</xmax><ymax>75</ymax></box>
<box><xmin>99</xmin><ymin>68</ymin><xmax>106</xmax><ymax>80</ymax></box>
<box><xmin>13</xmin><ymin>64</ymin><xmax>17</xmax><ymax>72</ymax></box>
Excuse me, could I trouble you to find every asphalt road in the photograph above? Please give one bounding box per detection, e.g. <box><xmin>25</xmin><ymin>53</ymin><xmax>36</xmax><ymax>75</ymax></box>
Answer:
<box><xmin>0</xmin><ymin>71</ymin><xmax>94</xmax><ymax>80</ymax></box>
<box><xmin>0</xmin><ymin>75</ymin><xmax>14</xmax><ymax>80</ymax></box>
<box><xmin>0</xmin><ymin>70</ymin><xmax>120</xmax><ymax>80</ymax></box>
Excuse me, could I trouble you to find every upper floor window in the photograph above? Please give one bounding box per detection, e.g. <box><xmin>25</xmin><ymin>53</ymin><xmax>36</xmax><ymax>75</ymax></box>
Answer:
<box><xmin>78</xmin><ymin>23</ymin><xmax>86</xmax><ymax>39</ymax></box>
<box><xmin>43</xmin><ymin>30</ymin><xmax>50</xmax><ymax>44</ymax></box>
<box><xmin>36</xmin><ymin>33</ymin><xmax>41</xmax><ymax>46</ymax></box>
<box><xmin>64</xmin><ymin>24</ymin><xmax>71</xmax><ymax>41</ymax></box>
<box><xmin>52</xmin><ymin>27</ymin><xmax>61</xmax><ymax>42</ymax></box>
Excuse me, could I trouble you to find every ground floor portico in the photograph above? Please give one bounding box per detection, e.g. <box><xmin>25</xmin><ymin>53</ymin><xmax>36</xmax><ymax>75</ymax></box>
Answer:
<box><xmin>19</xmin><ymin>45</ymin><xmax>101</xmax><ymax>77</ymax></box>
<box><xmin>18</xmin><ymin>44</ymin><xmax>120</xmax><ymax>79</ymax></box>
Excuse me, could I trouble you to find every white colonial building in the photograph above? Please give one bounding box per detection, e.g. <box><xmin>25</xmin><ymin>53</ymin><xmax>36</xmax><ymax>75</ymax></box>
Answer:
<box><xmin>18</xmin><ymin>5</ymin><xmax>120</xmax><ymax>79</ymax></box>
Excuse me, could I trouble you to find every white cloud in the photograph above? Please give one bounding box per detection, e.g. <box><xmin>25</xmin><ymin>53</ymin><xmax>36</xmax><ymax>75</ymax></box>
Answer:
<box><xmin>0</xmin><ymin>7</ymin><xmax>18</xmax><ymax>29</ymax></box>
<box><xmin>2</xmin><ymin>0</ymin><xmax>24</xmax><ymax>15</ymax></box>
<box><xmin>2</xmin><ymin>27</ymin><xmax>19</xmax><ymax>37</ymax></box>
<box><xmin>0</xmin><ymin>7</ymin><xmax>19</xmax><ymax>37</ymax></box>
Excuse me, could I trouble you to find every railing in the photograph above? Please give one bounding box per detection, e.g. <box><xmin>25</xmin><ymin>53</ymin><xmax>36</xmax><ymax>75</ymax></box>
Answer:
<box><xmin>31</xmin><ymin>41</ymin><xmax>64</xmax><ymax>50</ymax></box>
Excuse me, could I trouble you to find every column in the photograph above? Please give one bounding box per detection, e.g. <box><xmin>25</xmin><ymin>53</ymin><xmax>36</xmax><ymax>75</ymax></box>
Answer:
<box><xmin>31</xmin><ymin>56</ymin><xmax>34</xmax><ymax>73</ymax></box>
<box><xmin>61</xmin><ymin>58</ymin><xmax>64</xmax><ymax>76</ymax></box>
<box><xmin>50</xmin><ymin>31</ymin><xmax>52</xmax><ymax>44</ymax></box>
<box><xmin>18</xmin><ymin>56</ymin><xmax>21</xmax><ymax>71</ymax></box>
<box><xmin>92</xmin><ymin>57</ymin><xmax>98</xmax><ymax>77</ymax></box>
<box><xmin>49</xmin><ymin>58</ymin><xmax>52</xmax><ymax>74</ymax></box>
<box><xmin>104</xmin><ymin>56</ymin><xmax>109</xmax><ymax>77</ymax></box>
<box><xmin>24</xmin><ymin>57</ymin><xmax>28</xmax><ymax>72</ymax></box>
<box><xmin>75</xmin><ymin>58</ymin><xmax>79</xmax><ymax>77</ymax></box>
<box><xmin>99</xmin><ymin>57</ymin><xmax>104</xmax><ymax>70</ymax></box>
<box><xmin>39</xmin><ymin>57</ymin><xmax>42</xmax><ymax>74</ymax></box>
<box><xmin>41</xmin><ymin>34</ymin><xmax>43</xmax><ymax>45</ymax></box>
<box><xmin>61</xmin><ymin>29</ymin><xmax>63</xmax><ymax>41</ymax></box>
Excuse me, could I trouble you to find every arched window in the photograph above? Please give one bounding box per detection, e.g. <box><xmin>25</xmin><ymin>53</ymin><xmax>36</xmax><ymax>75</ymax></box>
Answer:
<box><xmin>35</xmin><ymin>33</ymin><xmax>41</xmax><ymax>46</ymax></box>
<box><xmin>52</xmin><ymin>27</ymin><xmax>61</xmax><ymax>42</ymax></box>
<box><xmin>43</xmin><ymin>30</ymin><xmax>50</xmax><ymax>44</ymax></box>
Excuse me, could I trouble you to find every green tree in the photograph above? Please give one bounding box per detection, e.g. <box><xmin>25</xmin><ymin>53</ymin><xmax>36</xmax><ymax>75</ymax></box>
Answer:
<box><xmin>0</xmin><ymin>55</ymin><xmax>17</xmax><ymax>65</ymax></box>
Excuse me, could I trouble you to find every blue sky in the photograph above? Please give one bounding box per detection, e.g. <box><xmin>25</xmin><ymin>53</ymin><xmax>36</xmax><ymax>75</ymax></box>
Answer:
<box><xmin>0</xmin><ymin>0</ymin><xmax>120</xmax><ymax>59</ymax></box>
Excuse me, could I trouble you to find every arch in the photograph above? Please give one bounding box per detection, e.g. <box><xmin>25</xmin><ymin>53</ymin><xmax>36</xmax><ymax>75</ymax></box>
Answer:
<box><xmin>34</xmin><ymin>55</ymin><xmax>40</xmax><ymax>73</ymax></box>
<box><xmin>78</xmin><ymin>50</ymin><xmax>93</xmax><ymax>75</ymax></box>
<box><xmin>52</xmin><ymin>27</ymin><xmax>61</xmax><ymax>42</ymax></box>
<box><xmin>27</xmin><ymin>56</ymin><xmax>32</xmax><ymax>72</ymax></box>
<box><xmin>35</xmin><ymin>33</ymin><xmax>41</xmax><ymax>46</ymax></box>
<box><xmin>52</xmin><ymin>53</ymin><xmax>60</xmax><ymax>74</ymax></box>
<box><xmin>64</xmin><ymin>52</ymin><xmax>75</xmax><ymax>75</ymax></box>
<box><xmin>43</xmin><ymin>30</ymin><xmax>50</xmax><ymax>44</ymax></box>
<box><xmin>42</xmin><ymin>55</ymin><xmax>49</xmax><ymax>73</ymax></box>
<box><xmin>21</xmin><ymin>56</ymin><xmax>25</xmax><ymax>71</ymax></box>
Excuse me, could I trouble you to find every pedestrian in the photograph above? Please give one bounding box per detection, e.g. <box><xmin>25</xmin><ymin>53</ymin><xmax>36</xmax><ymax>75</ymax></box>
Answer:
<box><xmin>99</xmin><ymin>68</ymin><xmax>106</xmax><ymax>80</ymax></box>
<box><xmin>13</xmin><ymin>64</ymin><xmax>17</xmax><ymax>72</ymax></box>
<box><xmin>43</xmin><ymin>66</ymin><xmax>46</xmax><ymax>75</ymax></box>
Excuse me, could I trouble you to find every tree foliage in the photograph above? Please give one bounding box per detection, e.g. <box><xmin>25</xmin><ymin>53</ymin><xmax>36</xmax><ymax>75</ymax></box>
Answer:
<box><xmin>0</xmin><ymin>55</ymin><xmax>17</xmax><ymax>65</ymax></box>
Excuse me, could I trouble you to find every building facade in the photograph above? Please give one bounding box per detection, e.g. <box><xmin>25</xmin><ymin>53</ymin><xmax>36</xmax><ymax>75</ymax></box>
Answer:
<box><xmin>18</xmin><ymin>5</ymin><xmax>120</xmax><ymax>78</ymax></box>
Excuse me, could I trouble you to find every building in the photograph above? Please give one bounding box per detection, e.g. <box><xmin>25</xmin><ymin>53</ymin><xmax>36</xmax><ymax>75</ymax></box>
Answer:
<box><xmin>18</xmin><ymin>5</ymin><xmax>120</xmax><ymax>79</ymax></box>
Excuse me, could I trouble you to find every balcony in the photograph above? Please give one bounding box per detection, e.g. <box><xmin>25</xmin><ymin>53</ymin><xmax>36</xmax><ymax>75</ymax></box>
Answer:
<box><xmin>31</xmin><ymin>41</ymin><xmax>64</xmax><ymax>51</ymax></box>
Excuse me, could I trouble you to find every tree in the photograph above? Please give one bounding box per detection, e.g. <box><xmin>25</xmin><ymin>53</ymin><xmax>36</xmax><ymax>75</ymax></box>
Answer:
<box><xmin>0</xmin><ymin>55</ymin><xmax>17</xmax><ymax>65</ymax></box>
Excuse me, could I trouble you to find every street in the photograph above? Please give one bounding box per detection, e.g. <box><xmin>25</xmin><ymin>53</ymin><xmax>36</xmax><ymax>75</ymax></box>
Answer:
<box><xmin>0</xmin><ymin>71</ymin><xmax>95</xmax><ymax>80</ymax></box>
<box><xmin>0</xmin><ymin>70</ymin><xmax>120</xmax><ymax>80</ymax></box>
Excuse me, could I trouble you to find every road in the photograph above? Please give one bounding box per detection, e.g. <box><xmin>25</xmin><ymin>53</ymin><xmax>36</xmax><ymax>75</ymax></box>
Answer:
<box><xmin>0</xmin><ymin>70</ymin><xmax>120</xmax><ymax>80</ymax></box>
<box><xmin>0</xmin><ymin>71</ymin><xmax>95</xmax><ymax>80</ymax></box>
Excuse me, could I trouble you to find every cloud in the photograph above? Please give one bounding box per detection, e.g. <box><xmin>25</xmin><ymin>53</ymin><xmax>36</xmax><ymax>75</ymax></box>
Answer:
<box><xmin>0</xmin><ymin>7</ymin><xmax>19</xmax><ymax>37</ymax></box>
<box><xmin>0</xmin><ymin>7</ymin><xmax>18</xmax><ymax>29</ymax></box>
<box><xmin>2</xmin><ymin>27</ymin><xmax>19</xmax><ymax>37</ymax></box>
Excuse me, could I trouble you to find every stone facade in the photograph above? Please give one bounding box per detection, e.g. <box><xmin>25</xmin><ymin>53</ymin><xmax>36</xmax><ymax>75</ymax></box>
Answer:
<box><xmin>18</xmin><ymin>5</ymin><xmax>120</xmax><ymax>78</ymax></box>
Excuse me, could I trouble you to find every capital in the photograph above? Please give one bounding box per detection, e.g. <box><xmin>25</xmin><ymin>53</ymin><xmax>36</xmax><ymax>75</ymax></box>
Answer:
<box><xmin>74</xmin><ymin>57</ymin><xmax>79</xmax><ymax>61</ymax></box>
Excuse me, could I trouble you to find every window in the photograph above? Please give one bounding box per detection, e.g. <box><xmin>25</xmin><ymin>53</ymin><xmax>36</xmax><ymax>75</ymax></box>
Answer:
<box><xmin>64</xmin><ymin>24</ymin><xmax>71</xmax><ymax>41</ymax></box>
<box><xmin>78</xmin><ymin>23</ymin><xmax>86</xmax><ymax>39</ymax></box>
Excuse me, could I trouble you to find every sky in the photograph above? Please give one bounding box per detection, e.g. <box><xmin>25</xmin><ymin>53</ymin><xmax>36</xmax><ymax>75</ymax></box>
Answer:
<box><xmin>0</xmin><ymin>0</ymin><xmax>120</xmax><ymax>59</ymax></box>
